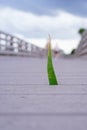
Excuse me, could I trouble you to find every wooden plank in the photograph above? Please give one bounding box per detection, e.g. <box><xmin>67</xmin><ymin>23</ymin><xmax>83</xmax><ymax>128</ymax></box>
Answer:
<box><xmin>0</xmin><ymin>56</ymin><xmax>87</xmax><ymax>130</ymax></box>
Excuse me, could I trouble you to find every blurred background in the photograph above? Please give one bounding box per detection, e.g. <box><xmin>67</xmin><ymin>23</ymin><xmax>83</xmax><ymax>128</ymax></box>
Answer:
<box><xmin>0</xmin><ymin>0</ymin><xmax>87</xmax><ymax>56</ymax></box>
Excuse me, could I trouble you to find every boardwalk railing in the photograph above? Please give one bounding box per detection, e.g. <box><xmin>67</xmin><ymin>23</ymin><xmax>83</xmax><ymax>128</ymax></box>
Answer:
<box><xmin>75</xmin><ymin>30</ymin><xmax>87</xmax><ymax>56</ymax></box>
<box><xmin>0</xmin><ymin>31</ymin><xmax>45</xmax><ymax>57</ymax></box>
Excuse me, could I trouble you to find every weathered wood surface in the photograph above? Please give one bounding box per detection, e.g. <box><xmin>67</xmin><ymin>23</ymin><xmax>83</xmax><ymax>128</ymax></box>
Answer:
<box><xmin>0</xmin><ymin>56</ymin><xmax>87</xmax><ymax>130</ymax></box>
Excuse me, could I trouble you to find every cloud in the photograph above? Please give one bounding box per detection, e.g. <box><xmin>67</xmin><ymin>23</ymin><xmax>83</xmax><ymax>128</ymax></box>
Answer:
<box><xmin>0</xmin><ymin>6</ymin><xmax>87</xmax><ymax>53</ymax></box>
<box><xmin>1</xmin><ymin>0</ymin><xmax>87</xmax><ymax>17</ymax></box>
<box><xmin>0</xmin><ymin>7</ymin><xmax>87</xmax><ymax>38</ymax></box>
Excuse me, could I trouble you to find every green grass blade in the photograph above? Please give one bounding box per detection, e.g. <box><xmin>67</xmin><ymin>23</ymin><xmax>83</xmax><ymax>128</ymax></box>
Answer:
<box><xmin>47</xmin><ymin>36</ymin><xmax>58</xmax><ymax>85</ymax></box>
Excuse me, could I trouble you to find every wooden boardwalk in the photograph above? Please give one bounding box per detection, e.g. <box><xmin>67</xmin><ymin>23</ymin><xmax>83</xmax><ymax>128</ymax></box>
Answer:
<box><xmin>0</xmin><ymin>56</ymin><xmax>87</xmax><ymax>130</ymax></box>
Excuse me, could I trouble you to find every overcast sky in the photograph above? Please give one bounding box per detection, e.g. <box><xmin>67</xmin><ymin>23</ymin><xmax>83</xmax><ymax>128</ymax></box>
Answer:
<box><xmin>0</xmin><ymin>0</ymin><xmax>87</xmax><ymax>53</ymax></box>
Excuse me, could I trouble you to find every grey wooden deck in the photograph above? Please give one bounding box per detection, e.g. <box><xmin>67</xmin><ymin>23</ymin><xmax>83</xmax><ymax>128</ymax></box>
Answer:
<box><xmin>0</xmin><ymin>56</ymin><xmax>87</xmax><ymax>130</ymax></box>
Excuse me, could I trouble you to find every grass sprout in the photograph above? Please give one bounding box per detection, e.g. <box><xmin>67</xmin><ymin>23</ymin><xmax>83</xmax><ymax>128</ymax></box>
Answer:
<box><xmin>47</xmin><ymin>35</ymin><xmax>58</xmax><ymax>85</ymax></box>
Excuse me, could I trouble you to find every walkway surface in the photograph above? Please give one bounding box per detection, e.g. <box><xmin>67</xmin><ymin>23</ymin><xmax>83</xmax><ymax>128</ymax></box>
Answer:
<box><xmin>0</xmin><ymin>56</ymin><xmax>87</xmax><ymax>130</ymax></box>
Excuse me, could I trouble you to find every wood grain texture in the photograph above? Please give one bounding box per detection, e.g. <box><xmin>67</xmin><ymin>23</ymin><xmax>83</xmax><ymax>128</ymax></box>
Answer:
<box><xmin>0</xmin><ymin>56</ymin><xmax>87</xmax><ymax>130</ymax></box>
